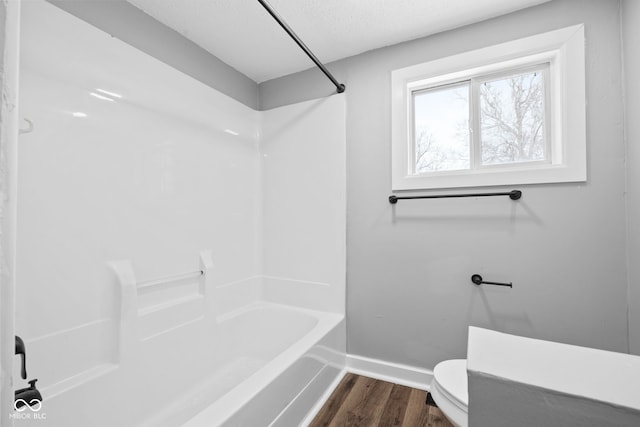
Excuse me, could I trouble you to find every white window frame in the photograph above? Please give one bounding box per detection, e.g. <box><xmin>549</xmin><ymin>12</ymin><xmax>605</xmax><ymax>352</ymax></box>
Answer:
<box><xmin>391</xmin><ymin>25</ymin><xmax>586</xmax><ymax>191</ymax></box>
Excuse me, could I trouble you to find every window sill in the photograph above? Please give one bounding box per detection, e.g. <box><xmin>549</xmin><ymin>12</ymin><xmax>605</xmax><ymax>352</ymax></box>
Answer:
<box><xmin>394</xmin><ymin>162</ymin><xmax>586</xmax><ymax>191</ymax></box>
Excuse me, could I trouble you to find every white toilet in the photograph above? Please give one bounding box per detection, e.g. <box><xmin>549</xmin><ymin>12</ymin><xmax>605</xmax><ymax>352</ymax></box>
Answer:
<box><xmin>430</xmin><ymin>359</ymin><xmax>469</xmax><ymax>427</ymax></box>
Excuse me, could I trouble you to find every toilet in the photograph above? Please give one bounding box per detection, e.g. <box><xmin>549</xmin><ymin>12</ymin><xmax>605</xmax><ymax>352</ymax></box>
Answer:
<box><xmin>430</xmin><ymin>359</ymin><xmax>469</xmax><ymax>427</ymax></box>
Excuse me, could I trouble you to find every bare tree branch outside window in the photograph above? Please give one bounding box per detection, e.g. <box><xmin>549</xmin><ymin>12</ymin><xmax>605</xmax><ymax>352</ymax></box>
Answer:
<box><xmin>413</xmin><ymin>84</ymin><xmax>470</xmax><ymax>173</ymax></box>
<box><xmin>479</xmin><ymin>71</ymin><xmax>546</xmax><ymax>165</ymax></box>
<box><xmin>412</xmin><ymin>68</ymin><xmax>546</xmax><ymax>174</ymax></box>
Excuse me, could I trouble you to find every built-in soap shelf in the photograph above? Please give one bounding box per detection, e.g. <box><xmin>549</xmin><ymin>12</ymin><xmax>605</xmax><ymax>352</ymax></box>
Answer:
<box><xmin>109</xmin><ymin>250</ymin><xmax>215</xmax><ymax>355</ymax></box>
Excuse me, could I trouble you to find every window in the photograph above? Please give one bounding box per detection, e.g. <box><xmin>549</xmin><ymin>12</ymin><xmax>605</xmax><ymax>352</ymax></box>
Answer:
<box><xmin>412</xmin><ymin>65</ymin><xmax>549</xmax><ymax>174</ymax></box>
<box><xmin>413</xmin><ymin>81</ymin><xmax>470</xmax><ymax>173</ymax></box>
<box><xmin>391</xmin><ymin>25</ymin><xmax>586</xmax><ymax>191</ymax></box>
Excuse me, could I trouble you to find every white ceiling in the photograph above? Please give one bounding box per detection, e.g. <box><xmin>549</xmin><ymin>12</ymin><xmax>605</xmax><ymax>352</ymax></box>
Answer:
<box><xmin>126</xmin><ymin>0</ymin><xmax>551</xmax><ymax>83</ymax></box>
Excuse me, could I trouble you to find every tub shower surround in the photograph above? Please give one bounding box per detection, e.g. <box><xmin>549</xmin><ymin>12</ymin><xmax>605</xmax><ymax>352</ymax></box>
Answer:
<box><xmin>15</xmin><ymin>1</ymin><xmax>345</xmax><ymax>426</ymax></box>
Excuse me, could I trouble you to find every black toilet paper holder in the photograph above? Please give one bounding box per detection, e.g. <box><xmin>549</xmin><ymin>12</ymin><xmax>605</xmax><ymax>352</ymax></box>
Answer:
<box><xmin>471</xmin><ymin>274</ymin><xmax>512</xmax><ymax>288</ymax></box>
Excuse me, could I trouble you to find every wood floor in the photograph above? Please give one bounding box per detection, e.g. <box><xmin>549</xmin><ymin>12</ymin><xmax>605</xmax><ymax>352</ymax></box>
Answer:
<box><xmin>309</xmin><ymin>373</ymin><xmax>455</xmax><ymax>427</ymax></box>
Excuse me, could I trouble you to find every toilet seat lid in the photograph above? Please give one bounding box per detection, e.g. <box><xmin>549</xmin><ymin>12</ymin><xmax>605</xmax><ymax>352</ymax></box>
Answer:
<box><xmin>433</xmin><ymin>359</ymin><xmax>468</xmax><ymax>407</ymax></box>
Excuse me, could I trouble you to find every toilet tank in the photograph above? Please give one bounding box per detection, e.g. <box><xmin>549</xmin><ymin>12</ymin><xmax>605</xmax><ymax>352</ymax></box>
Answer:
<box><xmin>466</xmin><ymin>327</ymin><xmax>640</xmax><ymax>427</ymax></box>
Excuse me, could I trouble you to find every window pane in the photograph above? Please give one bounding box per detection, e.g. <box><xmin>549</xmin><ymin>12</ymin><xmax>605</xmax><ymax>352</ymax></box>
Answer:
<box><xmin>413</xmin><ymin>83</ymin><xmax>470</xmax><ymax>173</ymax></box>
<box><xmin>479</xmin><ymin>70</ymin><xmax>546</xmax><ymax>166</ymax></box>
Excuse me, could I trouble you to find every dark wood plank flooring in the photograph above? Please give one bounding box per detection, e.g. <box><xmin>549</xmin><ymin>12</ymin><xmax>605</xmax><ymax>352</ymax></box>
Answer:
<box><xmin>309</xmin><ymin>373</ymin><xmax>455</xmax><ymax>427</ymax></box>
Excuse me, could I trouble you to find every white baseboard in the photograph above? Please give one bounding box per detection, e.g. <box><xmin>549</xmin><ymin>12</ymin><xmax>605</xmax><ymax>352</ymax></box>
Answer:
<box><xmin>346</xmin><ymin>354</ymin><xmax>433</xmax><ymax>391</ymax></box>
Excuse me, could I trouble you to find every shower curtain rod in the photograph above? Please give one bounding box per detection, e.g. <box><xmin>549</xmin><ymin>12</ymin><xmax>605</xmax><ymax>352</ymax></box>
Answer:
<box><xmin>257</xmin><ymin>0</ymin><xmax>346</xmax><ymax>94</ymax></box>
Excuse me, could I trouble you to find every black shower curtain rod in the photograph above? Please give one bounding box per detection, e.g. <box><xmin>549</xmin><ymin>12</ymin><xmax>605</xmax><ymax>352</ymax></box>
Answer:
<box><xmin>257</xmin><ymin>0</ymin><xmax>346</xmax><ymax>94</ymax></box>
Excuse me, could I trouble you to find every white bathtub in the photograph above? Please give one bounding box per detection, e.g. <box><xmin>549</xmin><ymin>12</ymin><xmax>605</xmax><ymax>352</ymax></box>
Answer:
<box><xmin>168</xmin><ymin>302</ymin><xmax>345</xmax><ymax>427</ymax></box>
<box><xmin>23</xmin><ymin>299</ymin><xmax>344</xmax><ymax>427</ymax></box>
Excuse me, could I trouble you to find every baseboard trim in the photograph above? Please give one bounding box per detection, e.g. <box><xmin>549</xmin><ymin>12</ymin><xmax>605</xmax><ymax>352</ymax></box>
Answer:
<box><xmin>346</xmin><ymin>354</ymin><xmax>433</xmax><ymax>391</ymax></box>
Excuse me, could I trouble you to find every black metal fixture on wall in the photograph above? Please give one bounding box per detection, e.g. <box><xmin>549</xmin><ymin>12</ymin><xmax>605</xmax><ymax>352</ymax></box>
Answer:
<box><xmin>389</xmin><ymin>190</ymin><xmax>522</xmax><ymax>204</ymax></box>
<box><xmin>471</xmin><ymin>274</ymin><xmax>513</xmax><ymax>288</ymax></box>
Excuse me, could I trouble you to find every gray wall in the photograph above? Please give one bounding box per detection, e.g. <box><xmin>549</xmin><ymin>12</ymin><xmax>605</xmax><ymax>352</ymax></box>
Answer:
<box><xmin>261</xmin><ymin>0</ymin><xmax>630</xmax><ymax>369</ymax></box>
<box><xmin>623</xmin><ymin>0</ymin><xmax>640</xmax><ymax>355</ymax></box>
<box><xmin>47</xmin><ymin>0</ymin><xmax>259</xmax><ymax>109</ymax></box>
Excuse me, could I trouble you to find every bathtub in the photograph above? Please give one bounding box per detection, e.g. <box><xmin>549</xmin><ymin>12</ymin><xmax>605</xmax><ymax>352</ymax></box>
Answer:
<box><xmin>23</xmin><ymin>297</ymin><xmax>345</xmax><ymax>427</ymax></box>
<box><xmin>166</xmin><ymin>302</ymin><xmax>345</xmax><ymax>427</ymax></box>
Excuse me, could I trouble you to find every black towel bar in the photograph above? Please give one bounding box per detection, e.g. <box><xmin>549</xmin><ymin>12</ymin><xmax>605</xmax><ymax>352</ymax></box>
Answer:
<box><xmin>389</xmin><ymin>190</ymin><xmax>521</xmax><ymax>204</ymax></box>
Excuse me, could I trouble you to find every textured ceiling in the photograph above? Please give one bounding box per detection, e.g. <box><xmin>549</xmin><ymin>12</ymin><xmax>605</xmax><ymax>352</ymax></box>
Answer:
<box><xmin>126</xmin><ymin>0</ymin><xmax>551</xmax><ymax>83</ymax></box>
